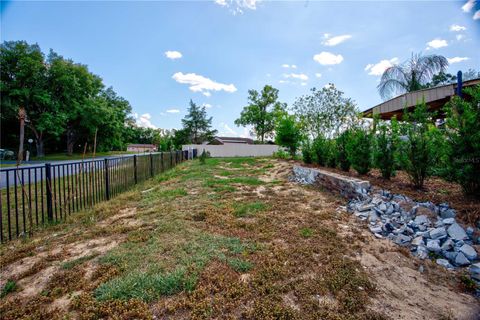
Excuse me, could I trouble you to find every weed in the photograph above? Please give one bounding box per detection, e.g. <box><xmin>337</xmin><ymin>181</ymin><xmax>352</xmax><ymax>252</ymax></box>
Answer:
<box><xmin>300</xmin><ymin>227</ymin><xmax>314</xmax><ymax>238</ymax></box>
<box><xmin>227</xmin><ymin>258</ymin><xmax>253</xmax><ymax>272</ymax></box>
<box><xmin>1</xmin><ymin>279</ymin><xmax>17</xmax><ymax>297</ymax></box>
<box><xmin>234</xmin><ymin>202</ymin><xmax>267</xmax><ymax>218</ymax></box>
<box><xmin>61</xmin><ymin>253</ymin><xmax>99</xmax><ymax>270</ymax></box>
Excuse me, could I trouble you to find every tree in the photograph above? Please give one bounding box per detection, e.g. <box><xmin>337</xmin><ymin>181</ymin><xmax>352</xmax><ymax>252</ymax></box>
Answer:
<box><xmin>346</xmin><ymin>127</ymin><xmax>372</xmax><ymax>175</ymax></box>
<box><xmin>235</xmin><ymin>85</ymin><xmax>286</xmax><ymax>143</ymax></box>
<box><xmin>378</xmin><ymin>53</ymin><xmax>448</xmax><ymax>100</ymax></box>
<box><xmin>292</xmin><ymin>84</ymin><xmax>358</xmax><ymax>139</ymax></box>
<box><xmin>373</xmin><ymin>117</ymin><xmax>399</xmax><ymax>179</ymax></box>
<box><xmin>275</xmin><ymin>115</ymin><xmax>302</xmax><ymax>157</ymax></box>
<box><xmin>0</xmin><ymin>41</ymin><xmax>56</xmax><ymax>157</ymax></box>
<box><xmin>444</xmin><ymin>85</ymin><xmax>480</xmax><ymax>197</ymax></box>
<box><xmin>181</xmin><ymin>100</ymin><xmax>217</xmax><ymax>144</ymax></box>
<box><xmin>398</xmin><ymin>101</ymin><xmax>440</xmax><ymax>188</ymax></box>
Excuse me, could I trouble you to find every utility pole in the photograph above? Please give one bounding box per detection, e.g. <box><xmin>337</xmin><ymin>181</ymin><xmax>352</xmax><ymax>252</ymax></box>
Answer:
<box><xmin>17</xmin><ymin>107</ymin><xmax>26</xmax><ymax>164</ymax></box>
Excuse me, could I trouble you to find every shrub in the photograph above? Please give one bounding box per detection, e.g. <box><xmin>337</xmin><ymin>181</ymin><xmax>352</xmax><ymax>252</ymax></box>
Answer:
<box><xmin>312</xmin><ymin>135</ymin><xmax>329</xmax><ymax>166</ymax></box>
<box><xmin>373</xmin><ymin>117</ymin><xmax>399</xmax><ymax>179</ymax></box>
<box><xmin>275</xmin><ymin>115</ymin><xmax>303</xmax><ymax>157</ymax></box>
<box><xmin>444</xmin><ymin>85</ymin><xmax>480</xmax><ymax>196</ymax></box>
<box><xmin>199</xmin><ymin>149</ymin><xmax>210</xmax><ymax>164</ymax></box>
<box><xmin>336</xmin><ymin>130</ymin><xmax>351</xmax><ymax>171</ymax></box>
<box><xmin>273</xmin><ymin>149</ymin><xmax>290</xmax><ymax>160</ymax></box>
<box><xmin>302</xmin><ymin>140</ymin><xmax>313</xmax><ymax>164</ymax></box>
<box><xmin>398</xmin><ymin>101</ymin><xmax>439</xmax><ymax>189</ymax></box>
<box><xmin>346</xmin><ymin>127</ymin><xmax>372</xmax><ymax>175</ymax></box>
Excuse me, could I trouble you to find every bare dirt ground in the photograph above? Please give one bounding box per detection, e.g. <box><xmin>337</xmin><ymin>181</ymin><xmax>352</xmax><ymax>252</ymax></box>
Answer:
<box><xmin>0</xmin><ymin>158</ymin><xmax>478</xmax><ymax>319</ymax></box>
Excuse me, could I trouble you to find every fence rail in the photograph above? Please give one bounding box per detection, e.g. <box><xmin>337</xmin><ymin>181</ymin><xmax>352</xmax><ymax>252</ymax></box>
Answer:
<box><xmin>0</xmin><ymin>150</ymin><xmax>189</xmax><ymax>243</ymax></box>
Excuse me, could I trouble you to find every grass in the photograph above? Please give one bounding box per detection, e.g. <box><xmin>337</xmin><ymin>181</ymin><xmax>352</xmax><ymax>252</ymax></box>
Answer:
<box><xmin>0</xmin><ymin>157</ymin><xmax>389</xmax><ymax>319</ymax></box>
<box><xmin>234</xmin><ymin>201</ymin><xmax>267</xmax><ymax>217</ymax></box>
<box><xmin>1</xmin><ymin>280</ymin><xmax>17</xmax><ymax>297</ymax></box>
<box><xmin>31</xmin><ymin>151</ymin><xmax>137</xmax><ymax>162</ymax></box>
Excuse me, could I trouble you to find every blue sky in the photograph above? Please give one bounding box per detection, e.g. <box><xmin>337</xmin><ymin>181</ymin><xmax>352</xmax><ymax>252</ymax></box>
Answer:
<box><xmin>1</xmin><ymin>0</ymin><xmax>479</xmax><ymax>137</ymax></box>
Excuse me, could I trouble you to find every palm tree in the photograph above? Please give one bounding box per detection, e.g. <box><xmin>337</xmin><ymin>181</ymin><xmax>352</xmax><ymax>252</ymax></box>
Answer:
<box><xmin>377</xmin><ymin>53</ymin><xmax>448</xmax><ymax>100</ymax></box>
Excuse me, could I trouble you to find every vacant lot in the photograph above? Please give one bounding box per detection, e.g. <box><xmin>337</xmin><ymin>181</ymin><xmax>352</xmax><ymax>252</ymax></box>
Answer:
<box><xmin>1</xmin><ymin>158</ymin><xmax>478</xmax><ymax>319</ymax></box>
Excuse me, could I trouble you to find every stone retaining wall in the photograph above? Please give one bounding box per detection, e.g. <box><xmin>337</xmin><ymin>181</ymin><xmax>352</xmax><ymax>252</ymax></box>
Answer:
<box><xmin>291</xmin><ymin>165</ymin><xmax>370</xmax><ymax>199</ymax></box>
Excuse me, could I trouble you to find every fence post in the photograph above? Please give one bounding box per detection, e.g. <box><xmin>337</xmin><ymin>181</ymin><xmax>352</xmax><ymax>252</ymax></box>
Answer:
<box><xmin>45</xmin><ymin>163</ymin><xmax>53</xmax><ymax>222</ymax></box>
<box><xmin>160</xmin><ymin>152</ymin><xmax>164</xmax><ymax>172</ymax></box>
<box><xmin>150</xmin><ymin>153</ymin><xmax>154</xmax><ymax>177</ymax></box>
<box><xmin>133</xmin><ymin>155</ymin><xmax>138</xmax><ymax>184</ymax></box>
<box><xmin>170</xmin><ymin>151</ymin><xmax>173</xmax><ymax>168</ymax></box>
<box><xmin>104</xmin><ymin>158</ymin><xmax>110</xmax><ymax>200</ymax></box>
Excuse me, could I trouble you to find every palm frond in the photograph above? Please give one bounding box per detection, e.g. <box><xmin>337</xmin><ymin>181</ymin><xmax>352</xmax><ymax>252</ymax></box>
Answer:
<box><xmin>378</xmin><ymin>66</ymin><xmax>409</xmax><ymax>100</ymax></box>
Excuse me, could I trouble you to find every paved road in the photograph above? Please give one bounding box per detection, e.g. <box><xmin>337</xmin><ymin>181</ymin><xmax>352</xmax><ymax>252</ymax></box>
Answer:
<box><xmin>0</xmin><ymin>153</ymin><xmax>154</xmax><ymax>189</ymax></box>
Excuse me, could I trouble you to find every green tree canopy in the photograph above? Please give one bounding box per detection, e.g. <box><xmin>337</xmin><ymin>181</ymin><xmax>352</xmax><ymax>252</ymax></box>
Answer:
<box><xmin>275</xmin><ymin>114</ymin><xmax>303</xmax><ymax>157</ymax></box>
<box><xmin>292</xmin><ymin>84</ymin><xmax>358</xmax><ymax>140</ymax></box>
<box><xmin>181</xmin><ymin>100</ymin><xmax>217</xmax><ymax>144</ymax></box>
<box><xmin>235</xmin><ymin>85</ymin><xmax>286</xmax><ymax>143</ymax></box>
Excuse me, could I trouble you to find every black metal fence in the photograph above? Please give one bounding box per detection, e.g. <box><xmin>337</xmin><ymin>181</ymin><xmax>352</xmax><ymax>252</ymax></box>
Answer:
<box><xmin>0</xmin><ymin>151</ymin><xmax>189</xmax><ymax>243</ymax></box>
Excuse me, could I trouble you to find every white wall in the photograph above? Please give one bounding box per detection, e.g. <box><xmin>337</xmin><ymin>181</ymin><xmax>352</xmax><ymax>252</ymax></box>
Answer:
<box><xmin>182</xmin><ymin>144</ymin><xmax>279</xmax><ymax>158</ymax></box>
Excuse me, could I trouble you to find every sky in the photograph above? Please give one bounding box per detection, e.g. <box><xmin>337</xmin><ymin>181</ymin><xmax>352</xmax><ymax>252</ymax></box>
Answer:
<box><xmin>1</xmin><ymin>0</ymin><xmax>479</xmax><ymax>138</ymax></box>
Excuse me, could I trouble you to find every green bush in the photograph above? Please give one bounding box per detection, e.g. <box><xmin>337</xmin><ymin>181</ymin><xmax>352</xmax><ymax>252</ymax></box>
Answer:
<box><xmin>275</xmin><ymin>115</ymin><xmax>303</xmax><ymax>157</ymax></box>
<box><xmin>346</xmin><ymin>127</ymin><xmax>372</xmax><ymax>175</ymax></box>
<box><xmin>398</xmin><ymin>101</ymin><xmax>439</xmax><ymax>189</ymax></box>
<box><xmin>444</xmin><ymin>85</ymin><xmax>480</xmax><ymax>196</ymax></box>
<box><xmin>199</xmin><ymin>149</ymin><xmax>210</xmax><ymax>164</ymax></box>
<box><xmin>373</xmin><ymin>117</ymin><xmax>399</xmax><ymax>179</ymax></box>
<box><xmin>325</xmin><ymin>139</ymin><xmax>337</xmax><ymax>168</ymax></box>
<box><xmin>312</xmin><ymin>135</ymin><xmax>329</xmax><ymax>166</ymax></box>
<box><xmin>273</xmin><ymin>149</ymin><xmax>290</xmax><ymax>160</ymax></box>
<box><xmin>302</xmin><ymin>140</ymin><xmax>313</xmax><ymax>164</ymax></box>
<box><xmin>336</xmin><ymin>130</ymin><xmax>351</xmax><ymax>171</ymax></box>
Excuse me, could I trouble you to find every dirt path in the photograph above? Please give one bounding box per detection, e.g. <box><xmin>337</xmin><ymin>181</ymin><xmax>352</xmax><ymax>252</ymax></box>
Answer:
<box><xmin>0</xmin><ymin>158</ymin><xmax>478</xmax><ymax>319</ymax></box>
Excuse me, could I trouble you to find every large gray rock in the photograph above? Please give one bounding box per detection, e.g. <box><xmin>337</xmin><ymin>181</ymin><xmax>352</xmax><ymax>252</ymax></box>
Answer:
<box><xmin>459</xmin><ymin>244</ymin><xmax>478</xmax><ymax>261</ymax></box>
<box><xmin>369</xmin><ymin>225</ymin><xmax>383</xmax><ymax>234</ymax></box>
<box><xmin>447</xmin><ymin>223</ymin><xmax>468</xmax><ymax>241</ymax></box>
<box><xmin>444</xmin><ymin>251</ymin><xmax>458</xmax><ymax>263</ymax></box>
<box><xmin>469</xmin><ymin>263</ymin><xmax>480</xmax><ymax>280</ymax></box>
<box><xmin>437</xmin><ymin>259</ymin><xmax>453</xmax><ymax>269</ymax></box>
<box><xmin>426</xmin><ymin>239</ymin><xmax>441</xmax><ymax>253</ymax></box>
<box><xmin>455</xmin><ymin>252</ymin><xmax>471</xmax><ymax>266</ymax></box>
<box><xmin>429</xmin><ymin>227</ymin><xmax>447</xmax><ymax>240</ymax></box>
<box><xmin>442</xmin><ymin>218</ymin><xmax>455</xmax><ymax>225</ymax></box>
<box><xmin>414</xmin><ymin>215</ymin><xmax>430</xmax><ymax>225</ymax></box>
<box><xmin>412</xmin><ymin>236</ymin><xmax>424</xmax><ymax>247</ymax></box>
<box><xmin>394</xmin><ymin>234</ymin><xmax>412</xmax><ymax>246</ymax></box>
<box><xmin>440</xmin><ymin>209</ymin><xmax>456</xmax><ymax>219</ymax></box>
<box><xmin>416</xmin><ymin>245</ymin><xmax>429</xmax><ymax>259</ymax></box>
<box><xmin>441</xmin><ymin>239</ymin><xmax>454</xmax><ymax>251</ymax></box>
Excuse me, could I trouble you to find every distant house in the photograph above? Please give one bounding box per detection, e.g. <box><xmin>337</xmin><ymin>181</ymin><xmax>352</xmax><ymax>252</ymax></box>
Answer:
<box><xmin>126</xmin><ymin>144</ymin><xmax>158</xmax><ymax>152</ymax></box>
<box><xmin>207</xmin><ymin>136</ymin><xmax>254</xmax><ymax>145</ymax></box>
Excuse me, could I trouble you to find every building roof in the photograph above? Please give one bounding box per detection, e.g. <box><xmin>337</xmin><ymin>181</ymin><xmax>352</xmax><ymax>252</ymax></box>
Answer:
<box><xmin>127</xmin><ymin>144</ymin><xmax>157</xmax><ymax>148</ymax></box>
<box><xmin>210</xmin><ymin>136</ymin><xmax>254</xmax><ymax>145</ymax></box>
<box><xmin>362</xmin><ymin>78</ymin><xmax>480</xmax><ymax>120</ymax></box>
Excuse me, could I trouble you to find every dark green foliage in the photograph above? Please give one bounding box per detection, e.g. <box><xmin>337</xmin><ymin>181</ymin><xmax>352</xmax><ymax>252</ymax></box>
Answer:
<box><xmin>235</xmin><ymin>85</ymin><xmax>286</xmax><ymax>143</ymax></box>
<box><xmin>1</xmin><ymin>280</ymin><xmax>17</xmax><ymax>297</ymax></box>
<box><xmin>199</xmin><ymin>149</ymin><xmax>210</xmax><ymax>164</ymax></box>
<box><xmin>325</xmin><ymin>139</ymin><xmax>337</xmax><ymax>168</ymax></box>
<box><xmin>444</xmin><ymin>85</ymin><xmax>480</xmax><ymax>196</ymax></box>
<box><xmin>373</xmin><ymin>117</ymin><xmax>399</xmax><ymax>179</ymax></box>
<box><xmin>335</xmin><ymin>130</ymin><xmax>351</xmax><ymax>171</ymax></box>
<box><xmin>312</xmin><ymin>136</ymin><xmax>329</xmax><ymax>166</ymax></box>
<box><xmin>398</xmin><ymin>101</ymin><xmax>439</xmax><ymax>189</ymax></box>
<box><xmin>346</xmin><ymin>127</ymin><xmax>372</xmax><ymax>175</ymax></box>
<box><xmin>275</xmin><ymin>115</ymin><xmax>303</xmax><ymax>157</ymax></box>
<box><xmin>181</xmin><ymin>100</ymin><xmax>217</xmax><ymax>144</ymax></box>
<box><xmin>301</xmin><ymin>141</ymin><xmax>313</xmax><ymax>164</ymax></box>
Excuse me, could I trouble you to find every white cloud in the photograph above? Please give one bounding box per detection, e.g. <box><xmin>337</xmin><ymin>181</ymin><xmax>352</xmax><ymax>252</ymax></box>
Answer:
<box><xmin>278</xmin><ymin>80</ymin><xmax>289</xmax><ymax>84</ymax></box>
<box><xmin>474</xmin><ymin>9</ymin><xmax>480</xmax><ymax>19</ymax></box>
<box><xmin>365</xmin><ymin>57</ymin><xmax>399</xmax><ymax>76</ymax></box>
<box><xmin>447</xmin><ymin>57</ymin><xmax>470</xmax><ymax>64</ymax></box>
<box><xmin>301</xmin><ymin>82</ymin><xmax>307</xmax><ymax>86</ymax></box>
<box><xmin>450</xmin><ymin>24</ymin><xmax>466</xmax><ymax>31</ymax></box>
<box><xmin>313</xmin><ymin>52</ymin><xmax>344</xmax><ymax>65</ymax></box>
<box><xmin>456</xmin><ymin>34</ymin><xmax>465</xmax><ymax>41</ymax></box>
<box><xmin>426</xmin><ymin>39</ymin><xmax>448</xmax><ymax>50</ymax></box>
<box><xmin>202</xmin><ymin>103</ymin><xmax>213</xmax><ymax>109</ymax></box>
<box><xmin>166</xmin><ymin>109</ymin><xmax>180</xmax><ymax>113</ymax></box>
<box><xmin>218</xmin><ymin>122</ymin><xmax>237</xmax><ymax>136</ymax></box>
<box><xmin>136</xmin><ymin>113</ymin><xmax>157</xmax><ymax>129</ymax></box>
<box><xmin>315</xmin><ymin>73</ymin><xmax>322</xmax><ymax>78</ymax></box>
<box><xmin>172</xmin><ymin>72</ymin><xmax>237</xmax><ymax>96</ymax></box>
<box><xmin>282</xmin><ymin>64</ymin><xmax>297</xmax><ymax>69</ymax></box>
<box><xmin>462</xmin><ymin>0</ymin><xmax>475</xmax><ymax>12</ymax></box>
<box><xmin>322</xmin><ymin>34</ymin><xmax>352</xmax><ymax>46</ymax></box>
<box><xmin>215</xmin><ymin>0</ymin><xmax>258</xmax><ymax>14</ymax></box>
<box><xmin>283</xmin><ymin>73</ymin><xmax>309</xmax><ymax>81</ymax></box>
<box><xmin>291</xmin><ymin>64</ymin><xmax>297</xmax><ymax>69</ymax></box>
<box><xmin>165</xmin><ymin>50</ymin><xmax>182</xmax><ymax>60</ymax></box>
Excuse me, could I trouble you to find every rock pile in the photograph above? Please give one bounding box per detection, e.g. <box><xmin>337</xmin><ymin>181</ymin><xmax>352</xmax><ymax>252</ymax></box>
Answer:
<box><xmin>348</xmin><ymin>189</ymin><xmax>480</xmax><ymax>287</ymax></box>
